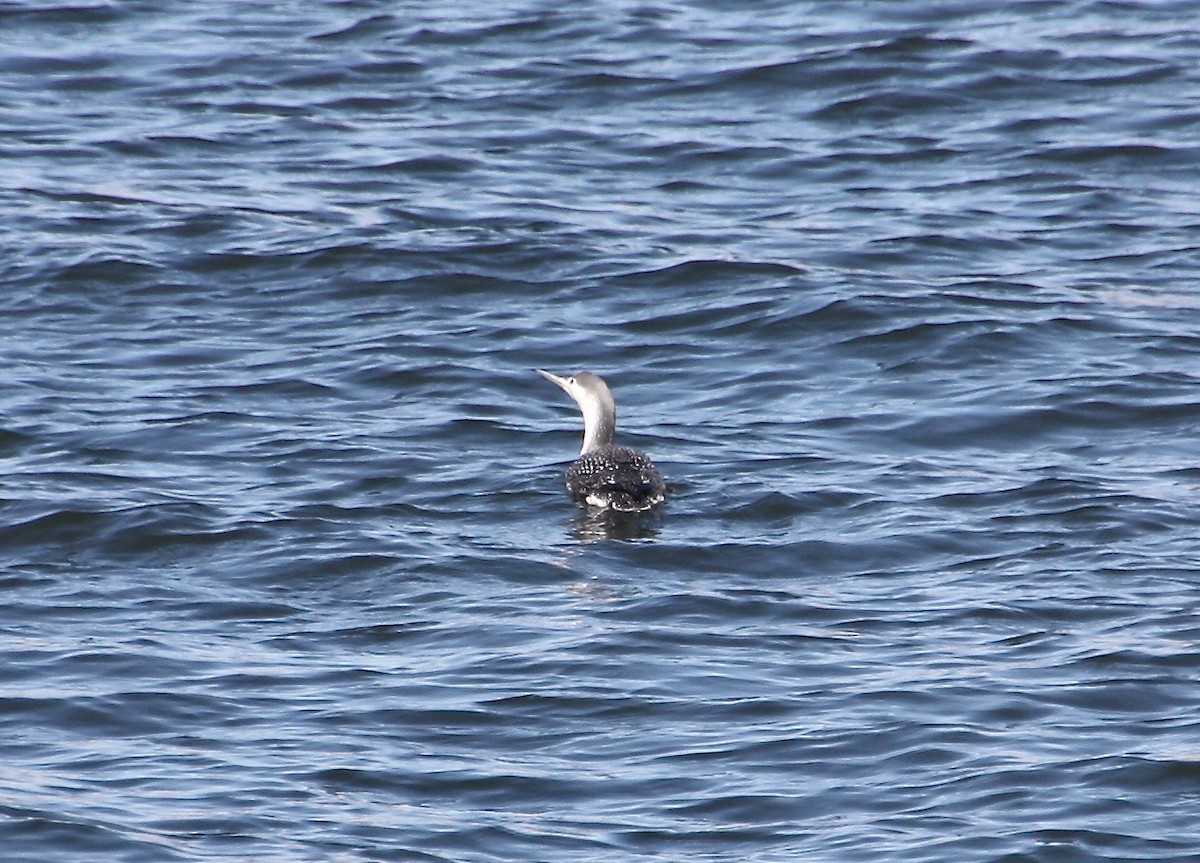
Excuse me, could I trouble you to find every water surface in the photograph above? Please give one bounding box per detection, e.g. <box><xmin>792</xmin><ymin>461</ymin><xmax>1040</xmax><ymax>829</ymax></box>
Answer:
<box><xmin>2</xmin><ymin>2</ymin><xmax>1198</xmax><ymax>861</ymax></box>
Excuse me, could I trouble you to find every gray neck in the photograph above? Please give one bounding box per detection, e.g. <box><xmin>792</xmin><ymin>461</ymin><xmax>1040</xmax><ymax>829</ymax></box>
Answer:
<box><xmin>579</xmin><ymin>391</ymin><xmax>615</xmax><ymax>454</ymax></box>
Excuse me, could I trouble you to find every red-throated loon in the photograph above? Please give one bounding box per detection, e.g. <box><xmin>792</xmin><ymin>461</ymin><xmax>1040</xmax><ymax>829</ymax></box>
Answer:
<box><xmin>535</xmin><ymin>369</ymin><xmax>666</xmax><ymax>512</ymax></box>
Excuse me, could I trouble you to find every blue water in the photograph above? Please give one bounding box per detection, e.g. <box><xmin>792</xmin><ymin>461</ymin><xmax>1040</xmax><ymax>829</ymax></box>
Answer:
<box><xmin>2</xmin><ymin>2</ymin><xmax>1199</xmax><ymax>861</ymax></box>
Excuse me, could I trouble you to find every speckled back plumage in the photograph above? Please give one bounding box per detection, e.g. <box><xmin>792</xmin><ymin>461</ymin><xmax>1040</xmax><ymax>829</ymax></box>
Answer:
<box><xmin>565</xmin><ymin>444</ymin><xmax>666</xmax><ymax>512</ymax></box>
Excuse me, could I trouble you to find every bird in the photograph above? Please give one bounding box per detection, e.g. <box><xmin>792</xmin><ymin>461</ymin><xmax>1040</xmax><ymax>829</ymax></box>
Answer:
<box><xmin>534</xmin><ymin>369</ymin><xmax>667</xmax><ymax>512</ymax></box>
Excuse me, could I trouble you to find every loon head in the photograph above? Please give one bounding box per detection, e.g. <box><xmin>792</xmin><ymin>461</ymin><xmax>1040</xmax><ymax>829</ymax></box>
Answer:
<box><xmin>535</xmin><ymin>369</ymin><xmax>616</xmax><ymax>454</ymax></box>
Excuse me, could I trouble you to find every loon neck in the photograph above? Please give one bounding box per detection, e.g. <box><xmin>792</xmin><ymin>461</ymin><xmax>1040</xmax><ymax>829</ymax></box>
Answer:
<box><xmin>580</xmin><ymin>400</ymin><xmax>614</xmax><ymax>454</ymax></box>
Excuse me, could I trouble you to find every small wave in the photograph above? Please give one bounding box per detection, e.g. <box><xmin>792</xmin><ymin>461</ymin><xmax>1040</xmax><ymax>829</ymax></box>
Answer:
<box><xmin>310</xmin><ymin>13</ymin><xmax>397</xmax><ymax>42</ymax></box>
<box><xmin>612</xmin><ymin>258</ymin><xmax>807</xmax><ymax>288</ymax></box>
<box><xmin>1027</xmin><ymin>143</ymin><xmax>1181</xmax><ymax>165</ymax></box>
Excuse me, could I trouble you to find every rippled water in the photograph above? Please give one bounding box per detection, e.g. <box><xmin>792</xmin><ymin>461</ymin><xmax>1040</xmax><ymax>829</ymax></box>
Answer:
<box><xmin>3</xmin><ymin>2</ymin><xmax>1199</xmax><ymax>861</ymax></box>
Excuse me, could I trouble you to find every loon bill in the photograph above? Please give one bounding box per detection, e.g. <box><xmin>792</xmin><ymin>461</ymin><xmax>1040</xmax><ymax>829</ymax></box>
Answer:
<box><xmin>534</xmin><ymin>369</ymin><xmax>666</xmax><ymax>512</ymax></box>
